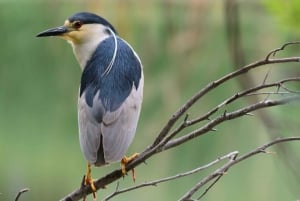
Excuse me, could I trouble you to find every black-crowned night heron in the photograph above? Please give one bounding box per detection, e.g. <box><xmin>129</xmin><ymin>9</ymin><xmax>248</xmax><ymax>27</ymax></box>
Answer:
<box><xmin>37</xmin><ymin>12</ymin><xmax>143</xmax><ymax>197</ymax></box>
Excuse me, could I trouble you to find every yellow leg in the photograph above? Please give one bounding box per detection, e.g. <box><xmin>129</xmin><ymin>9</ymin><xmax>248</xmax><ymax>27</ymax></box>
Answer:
<box><xmin>84</xmin><ymin>163</ymin><xmax>97</xmax><ymax>200</ymax></box>
<box><xmin>121</xmin><ymin>153</ymin><xmax>139</xmax><ymax>182</ymax></box>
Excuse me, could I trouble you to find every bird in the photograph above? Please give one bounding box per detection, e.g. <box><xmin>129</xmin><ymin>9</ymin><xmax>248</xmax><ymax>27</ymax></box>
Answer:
<box><xmin>36</xmin><ymin>12</ymin><xmax>143</xmax><ymax>197</ymax></box>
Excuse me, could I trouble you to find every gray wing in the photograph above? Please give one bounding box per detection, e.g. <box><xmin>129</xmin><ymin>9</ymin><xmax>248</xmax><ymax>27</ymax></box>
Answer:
<box><xmin>78</xmin><ymin>79</ymin><xmax>143</xmax><ymax>166</ymax></box>
<box><xmin>101</xmin><ymin>80</ymin><xmax>143</xmax><ymax>163</ymax></box>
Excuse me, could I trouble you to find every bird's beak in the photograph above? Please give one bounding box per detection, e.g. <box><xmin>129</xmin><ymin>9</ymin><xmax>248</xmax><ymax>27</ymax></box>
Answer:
<box><xmin>36</xmin><ymin>25</ymin><xmax>70</xmax><ymax>37</ymax></box>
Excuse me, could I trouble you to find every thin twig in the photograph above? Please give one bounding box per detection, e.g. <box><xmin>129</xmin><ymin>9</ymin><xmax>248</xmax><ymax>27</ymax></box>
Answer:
<box><xmin>188</xmin><ymin>77</ymin><xmax>300</xmax><ymax>127</ymax></box>
<box><xmin>152</xmin><ymin>56</ymin><xmax>300</xmax><ymax>149</ymax></box>
<box><xmin>14</xmin><ymin>188</ymin><xmax>30</xmax><ymax>201</ymax></box>
<box><xmin>164</xmin><ymin>96</ymin><xmax>300</xmax><ymax>151</ymax></box>
<box><xmin>265</xmin><ymin>41</ymin><xmax>300</xmax><ymax>61</ymax></box>
<box><xmin>197</xmin><ymin>174</ymin><xmax>223</xmax><ymax>200</ymax></box>
<box><xmin>179</xmin><ymin>137</ymin><xmax>300</xmax><ymax>200</ymax></box>
<box><xmin>103</xmin><ymin>151</ymin><xmax>239</xmax><ymax>201</ymax></box>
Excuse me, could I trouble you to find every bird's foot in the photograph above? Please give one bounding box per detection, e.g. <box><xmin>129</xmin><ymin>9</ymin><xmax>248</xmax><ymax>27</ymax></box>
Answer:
<box><xmin>121</xmin><ymin>153</ymin><xmax>139</xmax><ymax>182</ymax></box>
<box><xmin>83</xmin><ymin>163</ymin><xmax>97</xmax><ymax>201</ymax></box>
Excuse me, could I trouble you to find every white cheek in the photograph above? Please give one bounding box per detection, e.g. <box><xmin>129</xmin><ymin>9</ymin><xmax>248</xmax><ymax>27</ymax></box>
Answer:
<box><xmin>69</xmin><ymin>24</ymin><xmax>111</xmax><ymax>70</ymax></box>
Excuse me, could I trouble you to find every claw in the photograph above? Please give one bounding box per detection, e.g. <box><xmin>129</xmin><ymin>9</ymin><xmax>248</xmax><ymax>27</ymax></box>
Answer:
<box><xmin>121</xmin><ymin>153</ymin><xmax>139</xmax><ymax>182</ymax></box>
<box><xmin>83</xmin><ymin>163</ymin><xmax>97</xmax><ymax>201</ymax></box>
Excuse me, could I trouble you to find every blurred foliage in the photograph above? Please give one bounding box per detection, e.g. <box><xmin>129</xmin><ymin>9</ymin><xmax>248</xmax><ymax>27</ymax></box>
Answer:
<box><xmin>0</xmin><ymin>1</ymin><xmax>299</xmax><ymax>201</ymax></box>
<box><xmin>264</xmin><ymin>0</ymin><xmax>300</xmax><ymax>35</ymax></box>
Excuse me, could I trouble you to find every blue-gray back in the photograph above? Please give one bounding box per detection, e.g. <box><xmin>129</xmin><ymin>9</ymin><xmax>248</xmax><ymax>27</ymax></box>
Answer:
<box><xmin>80</xmin><ymin>37</ymin><xmax>142</xmax><ymax>116</ymax></box>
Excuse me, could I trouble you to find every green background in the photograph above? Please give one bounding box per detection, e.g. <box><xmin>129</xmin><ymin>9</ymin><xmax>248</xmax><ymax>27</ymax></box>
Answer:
<box><xmin>0</xmin><ymin>0</ymin><xmax>299</xmax><ymax>200</ymax></box>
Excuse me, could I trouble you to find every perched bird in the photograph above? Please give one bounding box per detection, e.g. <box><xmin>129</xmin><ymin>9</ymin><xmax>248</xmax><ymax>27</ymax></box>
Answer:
<box><xmin>37</xmin><ymin>12</ymin><xmax>143</xmax><ymax>195</ymax></box>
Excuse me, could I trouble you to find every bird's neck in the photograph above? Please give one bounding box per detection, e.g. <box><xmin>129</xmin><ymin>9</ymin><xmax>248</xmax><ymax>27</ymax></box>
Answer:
<box><xmin>69</xmin><ymin>35</ymin><xmax>110</xmax><ymax>71</ymax></box>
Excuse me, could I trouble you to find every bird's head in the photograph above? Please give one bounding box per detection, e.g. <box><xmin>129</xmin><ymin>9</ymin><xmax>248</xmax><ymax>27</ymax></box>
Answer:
<box><xmin>36</xmin><ymin>12</ymin><xmax>117</xmax><ymax>44</ymax></box>
<box><xmin>37</xmin><ymin>12</ymin><xmax>118</xmax><ymax>69</ymax></box>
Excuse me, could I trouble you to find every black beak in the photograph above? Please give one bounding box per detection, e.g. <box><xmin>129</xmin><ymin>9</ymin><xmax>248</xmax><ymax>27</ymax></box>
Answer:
<box><xmin>36</xmin><ymin>26</ymin><xmax>69</xmax><ymax>37</ymax></box>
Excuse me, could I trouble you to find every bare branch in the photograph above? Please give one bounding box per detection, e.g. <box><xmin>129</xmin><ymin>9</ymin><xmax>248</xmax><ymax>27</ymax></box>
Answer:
<box><xmin>188</xmin><ymin>77</ymin><xmax>300</xmax><ymax>127</ymax></box>
<box><xmin>179</xmin><ymin>137</ymin><xmax>300</xmax><ymax>200</ymax></box>
<box><xmin>197</xmin><ymin>173</ymin><xmax>223</xmax><ymax>200</ymax></box>
<box><xmin>164</xmin><ymin>96</ymin><xmax>300</xmax><ymax>151</ymax></box>
<box><xmin>103</xmin><ymin>151</ymin><xmax>239</xmax><ymax>201</ymax></box>
<box><xmin>14</xmin><ymin>188</ymin><xmax>30</xmax><ymax>201</ymax></box>
<box><xmin>59</xmin><ymin>42</ymin><xmax>300</xmax><ymax>201</ymax></box>
<box><xmin>152</xmin><ymin>55</ymin><xmax>300</xmax><ymax>149</ymax></box>
<box><xmin>265</xmin><ymin>41</ymin><xmax>300</xmax><ymax>61</ymax></box>
<box><xmin>224</xmin><ymin>0</ymin><xmax>300</xmax><ymax>188</ymax></box>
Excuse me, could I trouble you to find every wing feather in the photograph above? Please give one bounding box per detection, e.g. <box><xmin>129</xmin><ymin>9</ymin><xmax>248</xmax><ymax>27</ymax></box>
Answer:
<box><xmin>102</xmin><ymin>80</ymin><xmax>143</xmax><ymax>163</ymax></box>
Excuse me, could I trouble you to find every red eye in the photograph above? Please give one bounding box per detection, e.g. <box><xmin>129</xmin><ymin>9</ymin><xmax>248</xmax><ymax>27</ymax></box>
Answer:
<box><xmin>73</xmin><ymin>21</ymin><xmax>82</xmax><ymax>29</ymax></box>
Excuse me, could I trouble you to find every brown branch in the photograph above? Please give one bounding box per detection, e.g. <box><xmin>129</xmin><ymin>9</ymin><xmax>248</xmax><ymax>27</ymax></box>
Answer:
<box><xmin>59</xmin><ymin>43</ymin><xmax>300</xmax><ymax>201</ymax></box>
<box><xmin>14</xmin><ymin>188</ymin><xmax>30</xmax><ymax>201</ymax></box>
<box><xmin>179</xmin><ymin>137</ymin><xmax>300</xmax><ymax>200</ymax></box>
<box><xmin>164</xmin><ymin>96</ymin><xmax>300</xmax><ymax>151</ymax></box>
<box><xmin>151</xmin><ymin>56</ymin><xmax>300</xmax><ymax>149</ymax></box>
<box><xmin>224</xmin><ymin>1</ymin><xmax>300</xmax><ymax>189</ymax></box>
<box><xmin>265</xmin><ymin>41</ymin><xmax>300</xmax><ymax>61</ymax></box>
<box><xmin>163</xmin><ymin>76</ymin><xmax>300</xmax><ymax>138</ymax></box>
<box><xmin>103</xmin><ymin>151</ymin><xmax>239</xmax><ymax>200</ymax></box>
